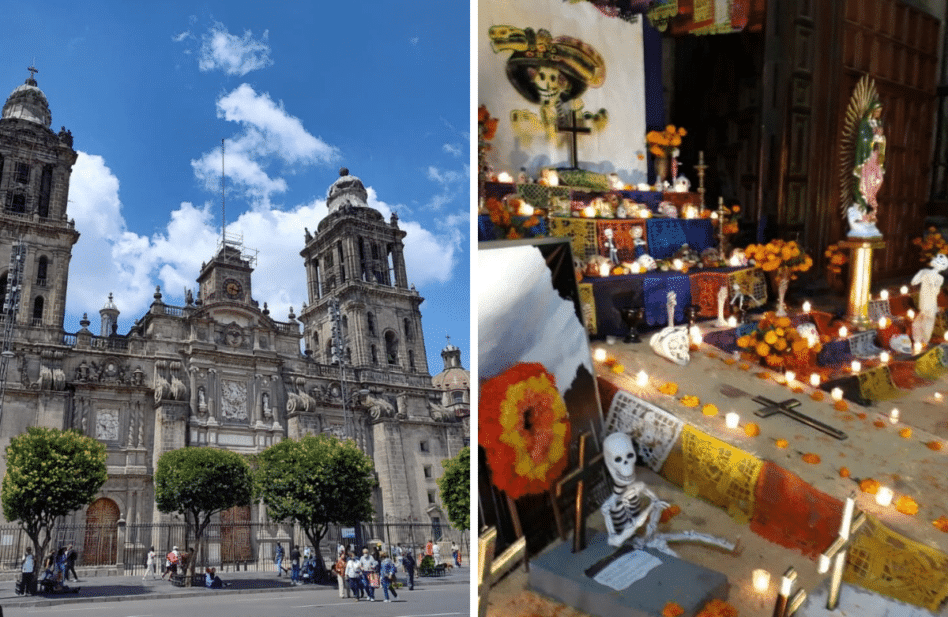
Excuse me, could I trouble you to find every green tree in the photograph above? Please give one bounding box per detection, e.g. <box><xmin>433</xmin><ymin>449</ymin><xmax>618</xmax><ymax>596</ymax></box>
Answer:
<box><xmin>154</xmin><ymin>447</ymin><xmax>253</xmax><ymax>585</ymax></box>
<box><xmin>2</xmin><ymin>427</ymin><xmax>107</xmax><ymax>571</ymax></box>
<box><xmin>255</xmin><ymin>434</ymin><xmax>375</xmax><ymax>556</ymax></box>
<box><xmin>437</xmin><ymin>446</ymin><xmax>469</xmax><ymax>530</ymax></box>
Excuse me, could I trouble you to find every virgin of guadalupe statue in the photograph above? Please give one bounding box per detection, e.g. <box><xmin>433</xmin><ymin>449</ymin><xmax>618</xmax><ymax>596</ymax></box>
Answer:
<box><xmin>840</xmin><ymin>76</ymin><xmax>885</xmax><ymax>238</ymax></box>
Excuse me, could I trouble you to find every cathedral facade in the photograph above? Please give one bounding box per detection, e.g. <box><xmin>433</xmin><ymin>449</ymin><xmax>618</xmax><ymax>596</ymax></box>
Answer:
<box><xmin>0</xmin><ymin>73</ymin><xmax>469</xmax><ymax>548</ymax></box>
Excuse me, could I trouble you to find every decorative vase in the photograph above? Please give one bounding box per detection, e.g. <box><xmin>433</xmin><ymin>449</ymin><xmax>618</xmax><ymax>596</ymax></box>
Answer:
<box><xmin>654</xmin><ymin>157</ymin><xmax>669</xmax><ymax>187</ymax></box>
<box><xmin>775</xmin><ymin>272</ymin><xmax>790</xmax><ymax>317</ymax></box>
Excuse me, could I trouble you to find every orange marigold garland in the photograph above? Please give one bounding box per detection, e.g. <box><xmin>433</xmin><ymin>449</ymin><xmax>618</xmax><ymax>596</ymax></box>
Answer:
<box><xmin>480</xmin><ymin>363</ymin><xmax>571</xmax><ymax>500</ymax></box>
<box><xmin>934</xmin><ymin>516</ymin><xmax>948</xmax><ymax>533</ymax></box>
<box><xmin>696</xmin><ymin>598</ymin><xmax>739</xmax><ymax>617</ymax></box>
<box><xmin>895</xmin><ymin>495</ymin><xmax>919</xmax><ymax>516</ymax></box>
<box><xmin>662</xmin><ymin>601</ymin><xmax>686</xmax><ymax>617</ymax></box>
<box><xmin>859</xmin><ymin>478</ymin><xmax>880</xmax><ymax>495</ymax></box>
<box><xmin>736</xmin><ymin>311</ymin><xmax>821</xmax><ymax>369</ymax></box>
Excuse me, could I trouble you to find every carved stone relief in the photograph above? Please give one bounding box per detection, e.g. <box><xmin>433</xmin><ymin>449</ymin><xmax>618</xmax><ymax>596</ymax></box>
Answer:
<box><xmin>95</xmin><ymin>411</ymin><xmax>119</xmax><ymax>441</ymax></box>
<box><xmin>220</xmin><ymin>380</ymin><xmax>248</xmax><ymax>422</ymax></box>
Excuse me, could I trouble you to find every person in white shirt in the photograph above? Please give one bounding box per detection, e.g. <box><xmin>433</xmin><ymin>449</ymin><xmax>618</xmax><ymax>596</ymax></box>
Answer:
<box><xmin>359</xmin><ymin>547</ymin><xmax>378</xmax><ymax>601</ymax></box>
<box><xmin>345</xmin><ymin>553</ymin><xmax>363</xmax><ymax>600</ymax></box>
<box><xmin>20</xmin><ymin>546</ymin><xmax>35</xmax><ymax>596</ymax></box>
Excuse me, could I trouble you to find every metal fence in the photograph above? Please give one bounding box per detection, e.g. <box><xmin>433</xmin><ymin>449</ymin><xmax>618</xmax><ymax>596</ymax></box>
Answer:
<box><xmin>0</xmin><ymin>521</ymin><xmax>469</xmax><ymax>576</ymax></box>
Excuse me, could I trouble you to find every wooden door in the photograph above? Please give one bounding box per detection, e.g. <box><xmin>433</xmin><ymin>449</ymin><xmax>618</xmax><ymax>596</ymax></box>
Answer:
<box><xmin>83</xmin><ymin>498</ymin><xmax>119</xmax><ymax>566</ymax></box>
<box><xmin>220</xmin><ymin>505</ymin><xmax>252</xmax><ymax>563</ymax></box>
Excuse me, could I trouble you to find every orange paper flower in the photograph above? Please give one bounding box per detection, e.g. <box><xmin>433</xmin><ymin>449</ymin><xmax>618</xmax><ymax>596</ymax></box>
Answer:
<box><xmin>860</xmin><ymin>478</ymin><xmax>881</xmax><ymax>495</ymax></box>
<box><xmin>680</xmin><ymin>395</ymin><xmax>700</xmax><ymax>408</ymax></box>
<box><xmin>926</xmin><ymin>440</ymin><xmax>943</xmax><ymax>451</ymax></box>
<box><xmin>744</xmin><ymin>423</ymin><xmax>760</xmax><ymax>437</ymax></box>
<box><xmin>811</xmin><ymin>391</ymin><xmax>825</xmax><ymax>401</ymax></box>
<box><xmin>701</xmin><ymin>403</ymin><xmax>718</xmax><ymax>416</ymax></box>
<box><xmin>839</xmin><ymin>467</ymin><xmax>851</xmax><ymax>478</ymax></box>
<box><xmin>696</xmin><ymin>598</ymin><xmax>739</xmax><ymax>617</ymax></box>
<box><xmin>659</xmin><ymin>382</ymin><xmax>679</xmax><ymax>396</ymax></box>
<box><xmin>900</xmin><ymin>427</ymin><xmax>913</xmax><ymax>439</ymax></box>
<box><xmin>896</xmin><ymin>495</ymin><xmax>919</xmax><ymax>516</ymax></box>
<box><xmin>802</xmin><ymin>453</ymin><xmax>821</xmax><ymax>464</ymax></box>
<box><xmin>873</xmin><ymin>420</ymin><xmax>886</xmax><ymax>428</ymax></box>
<box><xmin>775</xmin><ymin>439</ymin><xmax>789</xmax><ymax>449</ymax></box>
<box><xmin>933</xmin><ymin>516</ymin><xmax>948</xmax><ymax>533</ymax></box>
<box><xmin>834</xmin><ymin>400</ymin><xmax>849</xmax><ymax>411</ymax></box>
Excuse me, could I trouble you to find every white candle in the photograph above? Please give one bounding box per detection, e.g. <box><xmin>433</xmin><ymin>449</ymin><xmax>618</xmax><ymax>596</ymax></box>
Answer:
<box><xmin>839</xmin><ymin>326</ymin><xmax>848</xmax><ymax>338</ymax></box>
<box><xmin>878</xmin><ymin>316</ymin><xmax>888</xmax><ymax>329</ymax></box>
<box><xmin>831</xmin><ymin>387</ymin><xmax>843</xmax><ymax>401</ymax></box>
<box><xmin>935</xmin><ymin>392</ymin><xmax>944</xmax><ymax>402</ymax></box>
<box><xmin>818</xmin><ymin>555</ymin><xmax>831</xmax><ymax>574</ymax></box>
<box><xmin>880</xmin><ymin>289</ymin><xmax>890</xmax><ymax>301</ymax></box>
<box><xmin>914</xmin><ymin>341</ymin><xmax>924</xmax><ymax>354</ymax></box>
<box><xmin>710</xmin><ymin>211</ymin><xmax>719</xmax><ymax>220</ymax></box>
<box><xmin>907</xmin><ymin>308</ymin><xmax>916</xmax><ymax>320</ymax></box>
<box><xmin>689</xmin><ymin>325</ymin><xmax>703</xmax><ymax>345</ymax></box>
<box><xmin>900</xmin><ymin>285</ymin><xmax>909</xmax><ymax>295</ymax></box>
<box><xmin>497</xmin><ymin>171</ymin><xmax>513</xmax><ymax>183</ymax></box>
<box><xmin>810</xmin><ymin>373</ymin><xmax>821</xmax><ymax>387</ymax></box>
<box><xmin>727</xmin><ymin>316</ymin><xmax>738</xmax><ymax>327</ymax></box>
<box><xmin>599</xmin><ymin>262</ymin><xmax>611</xmax><ymax>278</ymax></box>
<box><xmin>840</xmin><ymin>496</ymin><xmax>855</xmax><ymax>539</ymax></box>
<box><xmin>636</xmin><ymin>370</ymin><xmax>649</xmax><ymax>387</ymax></box>
<box><xmin>785</xmin><ymin>371</ymin><xmax>796</xmax><ymax>384</ymax></box>
<box><xmin>876</xmin><ymin>486</ymin><xmax>894</xmax><ymax>507</ymax></box>
<box><xmin>752</xmin><ymin>569</ymin><xmax>771</xmax><ymax>593</ymax></box>
<box><xmin>889</xmin><ymin>408</ymin><xmax>900</xmax><ymax>423</ymax></box>
<box><xmin>584</xmin><ymin>205</ymin><xmax>596</xmax><ymax>218</ymax></box>
<box><xmin>851</xmin><ymin>360</ymin><xmax>861</xmax><ymax>373</ymax></box>
<box><xmin>725</xmin><ymin>412</ymin><xmax>740</xmax><ymax>429</ymax></box>
<box><xmin>880</xmin><ymin>351</ymin><xmax>890</xmax><ymax>364</ymax></box>
<box><xmin>520</xmin><ymin>203</ymin><xmax>534</xmax><ymax>216</ymax></box>
<box><xmin>593</xmin><ymin>348</ymin><xmax>607</xmax><ymax>362</ymax></box>
<box><xmin>630</xmin><ymin>262</ymin><xmax>642</xmax><ymax>274</ymax></box>
<box><xmin>673</xmin><ymin>258</ymin><xmax>684</xmax><ymax>271</ymax></box>
<box><xmin>802</xmin><ymin>301</ymin><xmax>811</xmax><ymax>314</ymax></box>
<box><xmin>729</xmin><ymin>255</ymin><xmax>740</xmax><ymax>267</ymax></box>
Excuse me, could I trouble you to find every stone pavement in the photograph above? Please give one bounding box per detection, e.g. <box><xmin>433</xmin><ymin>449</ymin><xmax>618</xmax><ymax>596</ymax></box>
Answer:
<box><xmin>0</xmin><ymin>565</ymin><xmax>469</xmax><ymax>608</ymax></box>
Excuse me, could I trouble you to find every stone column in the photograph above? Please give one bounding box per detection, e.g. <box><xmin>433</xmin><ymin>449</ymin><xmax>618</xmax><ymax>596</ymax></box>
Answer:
<box><xmin>116</xmin><ymin>518</ymin><xmax>126</xmax><ymax>570</ymax></box>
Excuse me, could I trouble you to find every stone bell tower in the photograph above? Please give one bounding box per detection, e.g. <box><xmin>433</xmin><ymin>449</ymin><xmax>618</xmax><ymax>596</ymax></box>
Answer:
<box><xmin>0</xmin><ymin>68</ymin><xmax>79</xmax><ymax>344</ymax></box>
<box><xmin>298</xmin><ymin>168</ymin><xmax>429</xmax><ymax>377</ymax></box>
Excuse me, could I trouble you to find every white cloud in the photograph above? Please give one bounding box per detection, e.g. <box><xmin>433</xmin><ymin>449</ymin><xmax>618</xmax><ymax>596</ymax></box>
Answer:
<box><xmin>172</xmin><ymin>30</ymin><xmax>191</xmax><ymax>43</ymax></box>
<box><xmin>191</xmin><ymin>84</ymin><xmax>339</xmax><ymax>207</ymax></box>
<box><xmin>424</xmin><ymin>165</ymin><xmax>468</xmax><ymax>211</ymax></box>
<box><xmin>442</xmin><ymin>143</ymin><xmax>462</xmax><ymax>157</ymax></box>
<box><xmin>410</xmin><ymin>37</ymin><xmax>420</xmax><ymax>46</ymax></box>
<box><xmin>198</xmin><ymin>22</ymin><xmax>273</xmax><ymax>76</ymax></box>
<box><xmin>65</xmin><ymin>154</ymin><xmax>461</xmax><ymax>332</ymax></box>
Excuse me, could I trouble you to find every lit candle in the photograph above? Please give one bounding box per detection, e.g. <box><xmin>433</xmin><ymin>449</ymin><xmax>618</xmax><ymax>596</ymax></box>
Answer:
<box><xmin>584</xmin><ymin>205</ymin><xmax>596</xmax><ymax>218</ymax></box>
<box><xmin>729</xmin><ymin>254</ymin><xmax>740</xmax><ymax>267</ymax></box>
<box><xmin>818</xmin><ymin>554</ymin><xmax>831</xmax><ymax>574</ymax></box>
<box><xmin>838</xmin><ymin>326</ymin><xmax>848</xmax><ymax>338</ymax></box>
<box><xmin>593</xmin><ymin>348</ymin><xmax>607</xmax><ymax>362</ymax></box>
<box><xmin>840</xmin><ymin>496</ymin><xmax>855</xmax><ymax>539</ymax></box>
<box><xmin>876</xmin><ymin>486</ymin><xmax>894</xmax><ymax>507</ymax></box>
<box><xmin>907</xmin><ymin>308</ymin><xmax>916</xmax><ymax>320</ymax></box>
<box><xmin>831</xmin><ymin>387</ymin><xmax>843</xmax><ymax>402</ymax></box>
<box><xmin>520</xmin><ymin>203</ymin><xmax>534</xmax><ymax>216</ymax></box>
<box><xmin>889</xmin><ymin>408</ymin><xmax>900</xmax><ymax>424</ymax></box>
<box><xmin>673</xmin><ymin>258</ymin><xmax>684</xmax><ymax>271</ymax></box>
<box><xmin>785</xmin><ymin>371</ymin><xmax>796</xmax><ymax>384</ymax></box>
<box><xmin>914</xmin><ymin>341</ymin><xmax>924</xmax><ymax>354</ymax></box>
<box><xmin>497</xmin><ymin>171</ymin><xmax>513</xmax><ymax>183</ymax></box>
<box><xmin>710</xmin><ymin>211</ymin><xmax>719</xmax><ymax>220</ymax></box>
<box><xmin>851</xmin><ymin>360</ymin><xmax>861</xmax><ymax>373</ymax></box>
<box><xmin>880</xmin><ymin>289</ymin><xmax>890</xmax><ymax>301</ymax></box>
<box><xmin>689</xmin><ymin>325</ymin><xmax>703</xmax><ymax>345</ymax></box>
<box><xmin>900</xmin><ymin>285</ymin><xmax>909</xmax><ymax>295</ymax></box>
<box><xmin>727</xmin><ymin>316</ymin><xmax>738</xmax><ymax>328</ymax></box>
<box><xmin>641</xmin><ymin>209</ymin><xmax>651</xmax><ymax>219</ymax></box>
<box><xmin>878</xmin><ymin>316</ymin><xmax>888</xmax><ymax>329</ymax></box>
<box><xmin>752</xmin><ymin>569</ymin><xmax>771</xmax><ymax>593</ymax></box>
<box><xmin>810</xmin><ymin>373</ymin><xmax>820</xmax><ymax>387</ymax></box>
<box><xmin>725</xmin><ymin>412</ymin><xmax>740</xmax><ymax>429</ymax></box>
<box><xmin>636</xmin><ymin>370</ymin><xmax>649</xmax><ymax>387</ymax></box>
<box><xmin>630</xmin><ymin>262</ymin><xmax>642</xmax><ymax>274</ymax></box>
<box><xmin>935</xmin><ymin>392</ymin><xmax>944</xmax><ymax>402</ymax></box>
<box><xmin>880</xmin><ymin>351</ymin><xmax>890</xmax><ymax>364</ymax></box>
<box><xmin>802</xmin><ymin>301</ymin><xmax>811</xmax><ymax>314</ymax></box>
<box><xmin>599</xmin><ymin>262</ymin><xmax>611</xmax><ymax>278</ymax></box>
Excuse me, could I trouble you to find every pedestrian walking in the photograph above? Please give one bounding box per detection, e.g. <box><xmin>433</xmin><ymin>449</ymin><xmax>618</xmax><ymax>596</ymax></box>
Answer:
<box><xmin>380</xmin><ymin>551</ymin><xmax>399</xmax><ymax>602</ymax></box>
<box><xmin>65</xmin><ymin>544</ymin><xmax>79</xmax><ymax>582</ymax></box>
<box><xmin>451</xmin><ymin>541</ymin><xmax>459</xmax><ymax>567</ymax></box>
<box><xmin>143</xmin><ymin>546</ymin><xmax>157</xmax><ymax>581</ymax></box>
<box><xmin>345</xmin><ymin>552</ymin><xmax>363</xmax><ymax>600</ymax></box>
<box><xmin>274</xmin><ymin>542</ymin><xmax>285</xmax><ymax>577</ymax></box>
<box><xmin>360</xmin><ymin>547</ymin><xmax>378</xmax><ymax>601</ymax></box>
<box><xmin>401</xmin><ymin>546</ymin><xmax>416</xmax><ymax>590</ymax></box>
<box><xmin>334</xmin><ymin>549</ymin><xmax>348</xmax><ymax>598</ymax></box>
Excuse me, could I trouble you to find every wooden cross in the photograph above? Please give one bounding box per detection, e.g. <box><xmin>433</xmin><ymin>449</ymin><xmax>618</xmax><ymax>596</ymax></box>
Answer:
<box><xmin>817</xmin><ymin>494</ymin><xmax>867</xmax><ymax>611</ymax></box>
<box><xmin>557</xmin><ymin>110</ymin><xmax>591</xmax><ymax>170</ymax></box>
<box><xmin>478</xmin><ymin>526</ymin><xmax>527</xmax><ymax>617</ymax></box>
<box><xmin>555</xmin><ymin>432</ymin><xmax>604</xmax><ymax>553</ymax></box>
<box><xmin>753</xmin><ymin>395</ymin><xmax>848</xmax><ymax>440</ymax></box>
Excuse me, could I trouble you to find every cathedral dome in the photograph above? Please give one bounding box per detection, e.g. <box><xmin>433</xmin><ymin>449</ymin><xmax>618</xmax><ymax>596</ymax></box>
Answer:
<box><xmin>432</xmin><ymin>365</ymin><xmax>469</xmax><ymax>391</ymax></box>
<box><xmin>326</xmin><ymin>167</ymin><xmax>370</xmax><ymax>214</ymax></box>
<box><xmin>2</xmin><ymin>75</ymin><xmax>52</xmax><ymax>128</ymax></box>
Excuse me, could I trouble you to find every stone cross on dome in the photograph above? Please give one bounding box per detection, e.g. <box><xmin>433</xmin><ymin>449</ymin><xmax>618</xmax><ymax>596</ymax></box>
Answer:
<box><xmin>27</xmin><ymin>65</ymin><xmax>38</xmax><ymax>80</ymax></box>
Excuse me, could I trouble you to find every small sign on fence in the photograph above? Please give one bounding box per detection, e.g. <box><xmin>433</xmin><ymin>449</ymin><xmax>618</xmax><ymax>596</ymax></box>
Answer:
<box><xmin>341</xmin><ymin>527</ymin><xmax>355</xmax><ymax>539</ymax></box>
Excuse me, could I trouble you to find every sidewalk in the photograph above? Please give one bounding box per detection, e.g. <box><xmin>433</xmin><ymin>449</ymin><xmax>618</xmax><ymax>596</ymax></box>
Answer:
<box><xmin>0</xmin><ymin>565</ymin><xmax>470</xmax><ymax>608</ymax></box>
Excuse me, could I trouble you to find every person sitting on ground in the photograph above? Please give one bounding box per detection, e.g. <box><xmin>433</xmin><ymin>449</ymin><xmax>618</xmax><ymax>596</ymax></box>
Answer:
<box><xmin>204</xmin><ymin>567</ymin><xmax>228</xmax><ymax>589</ymax></box>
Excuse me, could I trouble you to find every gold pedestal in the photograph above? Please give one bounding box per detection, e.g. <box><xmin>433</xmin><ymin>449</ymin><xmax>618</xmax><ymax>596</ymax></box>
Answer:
<box><xmin>841</xmin><ymin>239</ymin><xmax>886</xmax><ymax>328</ymax></box>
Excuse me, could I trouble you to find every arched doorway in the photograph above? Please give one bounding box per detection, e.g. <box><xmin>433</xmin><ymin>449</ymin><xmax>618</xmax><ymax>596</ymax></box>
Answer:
<box><xmin>220</xmin><ymin>505</ymin><xmax>252</xmax><ymax>564</ymax></box>
<box><xmin>83</xmin><ymin>498</ymin><xmax>119</xmax><ymax>566</ymax></box>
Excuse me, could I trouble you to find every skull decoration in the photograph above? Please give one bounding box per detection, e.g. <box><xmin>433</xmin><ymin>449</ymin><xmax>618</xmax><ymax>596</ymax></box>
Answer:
<box><xmin>528</xmin><ymin>66</ymin><xmax>566</xmax><ymax>105</ymax></box>
<box><xmin>604</xmin><ymin>432</ymin><xmax>638</xmax><ymax>488</ymax></box>
<box><xmin>636</xmin><ymin>254</ymin><xmax>657</xmax><ymax>272</ymax></box>
<box><xmin>796</xmin><ymin>322</ymin><xmax>819</xmax><ymax>342</ymax></box>
<box><xmin>890</xmin><ymin>333</ymin><xmax>913</xmax><ymax>354</ymax></box>
<box><xmin>931</xmin><ymin>253</ymin><xmax>948</xmax><ymax>272</ymax></box>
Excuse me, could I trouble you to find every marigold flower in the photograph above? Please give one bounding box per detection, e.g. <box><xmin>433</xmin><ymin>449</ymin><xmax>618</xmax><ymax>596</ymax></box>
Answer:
<box><xmin>744</xmin><ymin>423</ymin><xmax>760</xmax><ymax>437</ymax></box>
<box><xmin>756</xmin><ymin>342</ymin><xmax>770</xmax><ymax>357</ymax></box>
<box><xmin>926</xmin><ymin>440</ymin><xmax>943</xmax><ymax>451</ymax></box>
<box><xmin>900</xmin><ymin>427</ymin><xmax>912</xmax><ymax>438</ymax></box>
<box><xmin>680</xmin><ymin>395</ymin><xmax>700</xmax><ymax>408</ymax></box>
<box><xmin>873</xmin><ymin>420</ymin><xmax>886</xmax><ymax>428</ymax></box>
<box><xmin>811</xmin><ymin>390</ymin><xmax>824</xmax><ymax>401</ymax></box>
<box><xmin>834</xmin><ymin>400</ymin><xmax>848</xmax><ymax>411</ymax></box>
<box><xmin>663</xmin><ymin>601</ymin><xmax>685</xmax><ymax>617</ymax></box>
<box><xmin>660</xmin><ymin>505</ymin><xmax>682</xmax><ymax>524</ymax></box>
<box><xmin>895</xmin><ymin>495</ymin><xmax>919</xmax><ymax>515</ymax></box>
<box><xmin>775</xmin><ymin>439</ymin><xmax>789</xmax><ymax>448</ymax></box>
<box><xmin>659</xmin><ymin>382</ymin><xmax>679</xmax><ymax>396</ymax></box>
<box><xmin>802</xmin><ymin>453</ymin><xmax>821</xmax><ymax>464</ymax></box>
<box><xmin>860</xmin><ymin>478</ymin><xmax>880</xmax><ymax>494</ymax></box>
<box><xmin>839</xmin><ymin>466</ymin><xmax>850</xmax><ymax>478</ymax></box>
<box><xmin>934</xmin><ymin>516</ymin><xmax>948</xmax><ymax>532</ymax></box>
<box><xmin>701</xmin><ymin>404</ymin><xmax>718</xmax><ymax>416</ymax></box>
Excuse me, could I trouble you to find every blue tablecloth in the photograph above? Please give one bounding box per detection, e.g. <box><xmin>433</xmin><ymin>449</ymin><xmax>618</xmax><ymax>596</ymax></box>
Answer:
<box><xmin>645</xmin><ymin>218</ymin><xmax>716</xmax><ymax>260</ymax></box>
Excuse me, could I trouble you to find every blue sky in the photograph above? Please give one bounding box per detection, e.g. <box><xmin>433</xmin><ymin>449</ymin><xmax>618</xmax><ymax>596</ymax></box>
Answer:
<box><xmin>0</xmin><ymin>1</ymin><xmax>470</xmax><ymax>373</ymax></box>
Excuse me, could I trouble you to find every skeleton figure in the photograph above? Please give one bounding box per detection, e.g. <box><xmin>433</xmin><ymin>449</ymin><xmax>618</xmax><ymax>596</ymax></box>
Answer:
<box><xmin>603</xmin><ymin>228</ymin><xmax>619</xmax><ymax>265</ymax></box>
<box><xmin>601</xmin><ymin>433</ymin><xmax>667</xmax><ymax>547</ymax></box>
<box><xmin>911</xmin><ymin>253</ymin><xmax>948</xmax><ymax>346</ymax></box>
<box><xmin>600</xmin><ymin>432</ymin><xmax>741</xmax><ymax>556</ymax></box>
